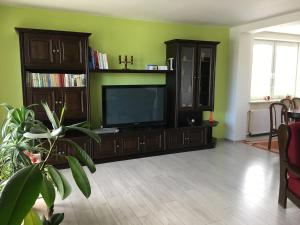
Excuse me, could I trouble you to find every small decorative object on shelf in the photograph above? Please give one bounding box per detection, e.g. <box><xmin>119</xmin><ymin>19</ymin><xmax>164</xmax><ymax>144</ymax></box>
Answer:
<box><xmin>167</xmin><ymin>57</ymin><xmax>174</xmax><ymax>70</ymax></box>
<box><xmin>119</xmin><ymin>55</ymin><xmax>133</xmax><ymax>69</ymax></box>
<box><xmin>158</xmin><ymin>65</ymin><xmax>168</xmax><ymax>70</ymax></box>
<box><xmin>146</xmin><ymin>64</ymin><xmax>158</xmax><ymax>70</ymax></box>
<box><xmin>264</xmin><ymin>96</ymin><xmax>271</xmax><ymax>101</ymax></box>
<box><xmin>209</xmin><ymin>111</ymin><xmax>214</xmax><ymax>123</ymax></box>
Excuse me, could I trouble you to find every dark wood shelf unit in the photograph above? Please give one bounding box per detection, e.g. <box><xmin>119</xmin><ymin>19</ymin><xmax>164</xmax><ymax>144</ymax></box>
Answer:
<box><xmin>16</xmin><ymin>28</ymin><xmax>219</xmax><ymax>166</ymax></box>
<box><xmin>90</xmin><ymin>69</ymin><xmax>174</xmax><ymax>74</ymax></box>
<box><xmin>16</xmin><ymin>27</ymin><xmax>91</xmax><ymax>124</ymax></box>
<box><xmin>165</xmin><ymin>39</ymin><xmax>219</xmax><ymax>127</ymax></box>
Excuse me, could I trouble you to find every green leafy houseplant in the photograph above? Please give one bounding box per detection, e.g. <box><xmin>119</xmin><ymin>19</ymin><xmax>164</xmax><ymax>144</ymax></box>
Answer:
<box><xmin>0</xmin><ymin>102</ymin><xmax>100</xmax><ymax>225</ymax></box>
<box><xmin>0</xmin><ymin>104</ymin><xmax>41</xmax><ymax>187</ymax></box>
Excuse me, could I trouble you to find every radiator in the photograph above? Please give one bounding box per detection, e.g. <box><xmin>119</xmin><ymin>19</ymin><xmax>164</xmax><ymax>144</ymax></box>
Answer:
<box><xmin>248</xmin><ymin>109</ymin><xmax>270</xmax><ymax>135</ymax></box>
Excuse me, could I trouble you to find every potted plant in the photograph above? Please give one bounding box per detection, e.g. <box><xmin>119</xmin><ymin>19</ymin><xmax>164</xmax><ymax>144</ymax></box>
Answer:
<box><xmin>0</xmin><ymin>102</ymin><xmax>100</xmax><ymax>225</ymax></box>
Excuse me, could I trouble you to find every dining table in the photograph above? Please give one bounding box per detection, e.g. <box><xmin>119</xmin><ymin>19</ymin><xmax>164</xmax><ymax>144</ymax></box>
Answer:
<box><xmin>288</xmin><ymin>109</ymin><xmax>300</xmax><ymax>120</ymax></box>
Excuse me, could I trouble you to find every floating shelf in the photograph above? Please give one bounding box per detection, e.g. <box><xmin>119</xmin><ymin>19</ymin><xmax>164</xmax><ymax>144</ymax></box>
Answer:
<box><xmin>90</xmin><ymin>69</ymin><xmax>174</xmax><ymax>74</ymax></box>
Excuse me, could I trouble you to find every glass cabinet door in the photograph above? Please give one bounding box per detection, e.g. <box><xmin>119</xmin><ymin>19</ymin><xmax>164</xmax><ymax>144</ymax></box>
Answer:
<box><xmin>180</xmin><ymin>46</ymin><xmax>196</xmax><ymax>109</ymax></box>
<box><xmin>197</xmin><ymin>47</ymin><xmax>213</xmax><ymax>109</ymax></box>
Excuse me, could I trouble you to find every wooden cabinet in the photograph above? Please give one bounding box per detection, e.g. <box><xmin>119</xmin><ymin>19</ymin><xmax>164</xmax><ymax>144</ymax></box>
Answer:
<box><xmin>118</xmin><ymin>130</ymin><xmax>164</xmax><ymax>155</ymax></box>
<box><xmin>165</xmin><ymin>128</ymin><xmax>185</xmax><ymax>150</ymax></box>
<box><xmin>27</xmin><ymin>88</ymin><xmax>56</xmax><ymax>121</ymax></box>
<box><xmin>27</xmin><ymin>87</ymin><xmax>87</xmax><ymax>121</ymax></box>
<box><xmin>48</xmin><ymin>136</ymin><xmax>91</xmax><ymax>166</ymax></box>
<box><xmin>23</xmin><ymin>33</ymin><xmax>55</xmax><ymax>67</ymax></box>
<box><xmin>165</xmin><ymin>127</ymin><xmax>208</xmax><ymax>150</ymax></box>
<box><xmin>142</xmin><ymin>131</ymin><xmax>164</xmax><ymax>153</ymax></box>
<box><xmin>93</xmin><ymin>134</ymin><xmax>117</xmax><ymax>159</ymax></box>
<box><xmin>59</xmin><ymin>36</ymin><xmax>86</xmax><ymax>69</ymax></box>
<box><xmin>118</xmin><ymin>133</ymin><xmax>141</xmax><ymax>156</ymax></box>
<box><xmin>92</xmin><ymin>130</ymin><xmax>164</xmax><ymax>160</ymax></box>
<box><xmin>62</xmin><ymin>87</ymin><xmax>87</xmax><ymax>119</ymax></box>
<box><xmin>17</xmin><ymin>28</ymin><xmax>91</xmax><ymax>125</ymax></box>
<box><xmin>165</xmin><ymin>39</ymin><xmax>219</xmax><ymax>127</ymax></box>
<box><xmin>182</xmin><ymin>127</ymin><xmax>206</xmax><ymax>147</ymax></box>
<box><xmin>21</xmin><ymin>30</ymin><xmax>88</xmax><ymax>70</ymax></box>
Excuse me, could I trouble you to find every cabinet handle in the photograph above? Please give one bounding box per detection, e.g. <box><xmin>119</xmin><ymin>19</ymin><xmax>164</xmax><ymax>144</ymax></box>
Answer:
<box><xmin>52</xmin><ymin>49</ymin><xmax>56</xmax><ymax>53</ymax></box>
<box><xmin>55</xmin><ymin>101</ymin><xmax>58</xmax><ymax>104</ymax></box>
<box><xmin>56</xmin><ymin>49</ymin><xmax>60</xmax><ymax>53</ymax></box>
<box><xmin>59</xmin><ymin>101</ymin><xmax>63</xmax><ymax>104</ymax></box>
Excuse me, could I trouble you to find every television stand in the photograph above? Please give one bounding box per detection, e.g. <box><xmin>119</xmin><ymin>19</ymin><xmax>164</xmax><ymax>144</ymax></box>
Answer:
<box><xmin>89</xmin><ymin>121</ymin><xmax>217</xmax><ymax>165</ymax></box>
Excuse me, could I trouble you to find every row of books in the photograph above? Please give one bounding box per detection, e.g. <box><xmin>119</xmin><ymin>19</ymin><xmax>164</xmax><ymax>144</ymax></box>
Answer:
<box><xmin>26</xmin><ymin>73</ymin><xmax>86</xmax><ymax>87</ymax></box>
<box><xmin>88</xmin><ymin>47</ymin><xmax>109</xmax><ymax>70</ymax></box>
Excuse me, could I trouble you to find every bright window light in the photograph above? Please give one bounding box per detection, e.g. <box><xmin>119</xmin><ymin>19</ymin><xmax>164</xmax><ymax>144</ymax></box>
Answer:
<box><xmin>250</xmin><ymin>39</ymin><xmax>300</xmax><ymax>100</ymax></box>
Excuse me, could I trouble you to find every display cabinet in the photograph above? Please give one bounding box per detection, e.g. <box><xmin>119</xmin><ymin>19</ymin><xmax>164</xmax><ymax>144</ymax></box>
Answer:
<box><xmin>165</xmin><ymin>39</ymin><xmax>219</xmax><ymax>127</ymax></box>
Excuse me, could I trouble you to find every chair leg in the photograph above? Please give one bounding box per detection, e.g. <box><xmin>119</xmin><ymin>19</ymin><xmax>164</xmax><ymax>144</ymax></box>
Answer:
<box><xmin>278</xmin><ymin>166</ymin><xmax>287</xmax><ymax>208</ymax></box>
<box><xmin>268</xmin><ymin>132</ymin><xmax>272</xmax><ymax>150</ymax></box>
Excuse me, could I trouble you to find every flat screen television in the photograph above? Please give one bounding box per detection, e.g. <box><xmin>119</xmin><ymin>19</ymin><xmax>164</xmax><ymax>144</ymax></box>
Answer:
<box><xmin>102</xmin><ymin>85</ymin><xmax>166</xmax><ymax>128</ymax></box>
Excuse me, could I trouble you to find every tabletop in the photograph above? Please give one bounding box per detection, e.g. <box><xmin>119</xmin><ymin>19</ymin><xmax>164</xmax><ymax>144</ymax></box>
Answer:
<box><xmin>288</xmin><ymin>109</ymin><xmax>300</xmax><ymax>119</ymax></box>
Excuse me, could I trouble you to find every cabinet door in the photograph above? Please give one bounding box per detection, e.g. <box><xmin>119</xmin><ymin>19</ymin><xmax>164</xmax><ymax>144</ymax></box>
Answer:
<box><xmin>27</xmin><ymin>88</ymin><xmax>56</xmax><ymax>121</ymax></box>
<box><xmin>62</xmin><ymin>87</ymin><xmax>87</xmax><ymax>120</ymax></box>
<box><xmin>24</xmin><ymin>33</ymin><xmax>56</xmax><ymax>68</ymax></box>
<box><xmin>118</xmin><ymin>134</ymin><xmax>141</xmax><ymax>156</ymax></box>
<box><xmin>196</xmin><ymin>46</ymin><xmax>215</xmax><ymax>110</ymax></box>
<box><xmin>185</xmin><ymin>127</ymin><xmax>205</xmax><ymax>147</ymax></box>
<box><xmin>93</xmin><ymin>134</ymin><xmax>117</xmax><ymax>159</ymax></box>
<box><xmin>179</xmin><ymin>45</ymin><xmax>197</xmax><ymax>110</ymax></box>
<box><xmin>143</xmin><ymin>131</ymin><xmax>164</xmax><ymax>153</ymax></box>
<box><xmin>165</xmin><ymin>129</ymin><xmax>185</xmax><ymax>150</ymax></box>
<box><xmin>58</xmin><ymin>36</ymin><xmax>86</xmax><ymax>70</ymax></box>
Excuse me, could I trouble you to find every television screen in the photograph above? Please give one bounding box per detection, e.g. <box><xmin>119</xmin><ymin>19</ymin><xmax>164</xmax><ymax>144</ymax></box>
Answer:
<box><xmin>102</xmin><ymin>85</ymin><xmax>166</xmax><ymax>127</ymax></box>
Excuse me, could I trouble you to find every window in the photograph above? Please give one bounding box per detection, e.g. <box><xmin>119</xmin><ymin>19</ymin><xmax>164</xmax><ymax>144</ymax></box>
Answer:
<box><xmin>250</xmin><ymin>39</ymin><xmax>300</xmax><ymax>100</ymax></box>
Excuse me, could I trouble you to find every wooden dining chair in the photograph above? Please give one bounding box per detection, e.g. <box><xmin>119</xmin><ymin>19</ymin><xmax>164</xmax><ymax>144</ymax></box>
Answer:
<box><xmin>268</xmin><ymin>103</ymin><xmax>288</xmax><ymax>150</ymax></box>
<box><xmin>280</xmin><ymin>98</ymin><xmax>294</xmax><ymax>110</ymax></box>
<box><xmin>292</xmin><ymin>97</ymin><xmax>300</xmax><ymax>109</ymax></box>
<box><xmin>278</xmin><ymin>123</ymin><xmax>300</xmax><ymax>208</ymax></box>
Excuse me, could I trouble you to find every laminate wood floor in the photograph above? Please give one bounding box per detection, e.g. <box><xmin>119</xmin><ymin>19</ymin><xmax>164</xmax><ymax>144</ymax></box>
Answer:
<box><xmin>55</xmin><ymin>140</ymin><xmax>300</xmax><ymax>225</ymax></box>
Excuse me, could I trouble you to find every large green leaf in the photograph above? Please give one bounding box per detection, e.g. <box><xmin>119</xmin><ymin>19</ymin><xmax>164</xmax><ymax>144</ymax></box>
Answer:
<box><xmin>67</xmin><ymin>156</ymin><xmax>91</xmax><ymax>198</ymax></box>
<box><xmin>24</xmin><ymin>210</ymin><xmax>43</xmax><ymax>225</ymax></box>
<box><xmin>0</xmin><ymin>165</ymin><xmax>43</xmax><ymax>225</ymax></box>
<box><xmin>41</xmin><ymin>102</ymin><xmax>58</xmax><ymax>129</ymax></box>
<box><xmin>47</xmin><ymin>166</ymin><xmax>71</xmax><ymax>200</ymax></box>
<box><xmin>50</xmin><ymin>213</ymin><xmax>64</xmax><ymax>225</ymax></box>
<box><xmin>40</xmin><ymin>176</ymin><xmax>56</xmax><ymax>208</ymax></box>
<box><xmin>65</xmin><ymin>126</ymin><xmax>100</xmax><ymax>143</ymax></box>
<box><xmin>63</xmin><ymin>139</ymin><xmax>96</xmax><ymax>173</ymax></box>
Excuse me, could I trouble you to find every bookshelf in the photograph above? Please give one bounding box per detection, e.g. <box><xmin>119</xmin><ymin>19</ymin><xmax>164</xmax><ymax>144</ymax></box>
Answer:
<box><xmin>16</xmin><ymin>28</ymin><xmax>91</xmax><ymax>124</ymax></box>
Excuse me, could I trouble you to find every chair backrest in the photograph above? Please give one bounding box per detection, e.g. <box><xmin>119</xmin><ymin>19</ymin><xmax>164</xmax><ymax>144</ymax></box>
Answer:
<box><xmin>280</xmin><ymin>98</ymin><xmax>293</xmax><ymax>110</ymax></box>
<box><xmin>278</xmin><ymin>123</ymin><xmax>300</xmax><ymax>167</ymax></box>
<box><xmin>269</xmin><ymin>103</ymin><xmax>288</xmax><ymax>131</ymax></box>
<box><xmin>292</xmin><ymin>97</ymin><xmax>300</xmax><ymax>109</ymax></box>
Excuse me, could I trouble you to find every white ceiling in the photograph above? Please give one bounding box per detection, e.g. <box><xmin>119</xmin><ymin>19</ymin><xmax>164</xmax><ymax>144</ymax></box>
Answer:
<box><xmin>262</xmin><ymin>23</ymin><xmax>300</xmax><ymax>35</ymax></box>
<box><xmin>2</xmin><ymin>0</ymin><xmax>300</xmax><ymax>26</ymax></box>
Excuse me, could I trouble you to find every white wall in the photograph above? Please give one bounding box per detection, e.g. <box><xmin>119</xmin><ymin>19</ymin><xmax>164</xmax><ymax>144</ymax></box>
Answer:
<box><xmin>226</xmin><ymin>11</ymin><xmax>300</xmax><ymax>141</ymax></box>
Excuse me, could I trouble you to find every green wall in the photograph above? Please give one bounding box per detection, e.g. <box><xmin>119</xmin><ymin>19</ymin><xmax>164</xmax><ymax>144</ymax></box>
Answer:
<box><xmin>0</xmin><ymin>4</ymin><xmax>229</xmax><ymax>138</ymax></box>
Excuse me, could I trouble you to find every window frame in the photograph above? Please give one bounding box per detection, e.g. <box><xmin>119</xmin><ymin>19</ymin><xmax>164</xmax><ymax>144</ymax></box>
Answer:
<box><xmin>250</xmin><ymin>39</ymin><xmax>300</xmax><ymax>101</ymax></box>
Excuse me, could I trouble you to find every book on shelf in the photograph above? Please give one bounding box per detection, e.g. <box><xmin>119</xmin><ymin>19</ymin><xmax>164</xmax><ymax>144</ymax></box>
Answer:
<box><xmin>88</xmin><ymin>47</ymin><xmax>109</xmax><ymax>70</ymax></box>
<box><xmin>26</xmin><ymin>73</ymin><xmax>86</xmax><ymax>88</ymax></box>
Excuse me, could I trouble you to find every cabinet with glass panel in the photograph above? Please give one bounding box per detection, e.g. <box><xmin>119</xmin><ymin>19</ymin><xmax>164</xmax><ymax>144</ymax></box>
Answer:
<box><xmin>165</xmin><ymin>39</ymin><xmax>219</xmax><ymax>127</ymax></box>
